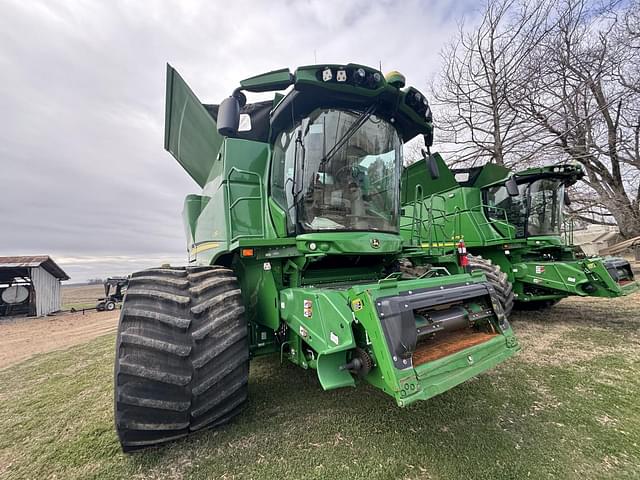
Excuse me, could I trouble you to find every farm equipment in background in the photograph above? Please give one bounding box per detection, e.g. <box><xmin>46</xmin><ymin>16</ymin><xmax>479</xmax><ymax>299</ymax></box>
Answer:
<box><xmin>112</xmin><ymin>64</ymin><xmax>520</xmax><ymax>451</ymax></box>
<box><xmin>96</xmin><ymin>277</ymin><xmax>128</xmax><ymax>311</ymax></box>
<box><xmin>400</xmin><ymin>155</ymin><xmax>639</xmax><ymax>313</ymax></box>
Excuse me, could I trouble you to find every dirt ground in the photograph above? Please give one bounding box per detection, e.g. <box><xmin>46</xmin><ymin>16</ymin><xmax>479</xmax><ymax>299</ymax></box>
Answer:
<box><xmin>0</xmin><ymin>310</ymin><xmax>119</xmax><ymax>370</ymax></box>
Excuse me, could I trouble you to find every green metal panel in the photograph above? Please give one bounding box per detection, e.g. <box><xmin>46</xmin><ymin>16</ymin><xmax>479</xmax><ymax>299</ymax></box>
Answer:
<box><xmin>512</xmin><ymin>257</ymin><xmax>637</xmax><ymax>299</ymax></box>
<box><xmin>235</xmin><ymin>259</ymin><xmax>281</xmax><ymax>331</ymax></box>
<box><xmin>401</xmin><ymin>153</ymin><xmax>457</xmax><ymax>203</ymax></box>
<box><xmin>182</xmin><ymin>194</ymin><xmax>204</xmax><ymax>249</ymax></box>
<box><xmin>240</xmin><ymin>68</ymin><xmax>293</xmax><ymax>92</ymax></box>
<box><xmin>268</xmin><ymin>198</ymin><xmax>288</xmax><ymax>237</ymax></box>
<box><xmin>165</xmin><ymin>64</ymin><xmax>222</xmax><ymax>187</ymax></box>
<box><xmin>470</xmin><ymin>163</ymin><xmax>510</xmax><ymax>188</ymax></box>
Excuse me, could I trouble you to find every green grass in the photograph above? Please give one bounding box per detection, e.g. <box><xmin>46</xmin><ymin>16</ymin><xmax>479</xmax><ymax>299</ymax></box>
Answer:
<box><xmin>1</xmin><ymin>297</ymin><xmax>639</xmax><ymax>479</ymax></box>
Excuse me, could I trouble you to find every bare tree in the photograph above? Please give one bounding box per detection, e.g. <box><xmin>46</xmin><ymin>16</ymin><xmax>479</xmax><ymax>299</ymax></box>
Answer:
<box><xmin>432</xmin><ymin>0</ymin><xmax>554</xmax><ymax>167</ymax></box>
<box><xmin>430</xmin><ymin>0</ymin><xmax>640</xmax><ymax>238</ymax></box>
<box><xmin>522</xmin><ymin>0</ymin><xmax>640</xmax><ymax>237</ymax></box>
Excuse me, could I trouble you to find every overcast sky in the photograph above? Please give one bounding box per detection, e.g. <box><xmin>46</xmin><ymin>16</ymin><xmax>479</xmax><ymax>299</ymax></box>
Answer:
<box><xmin>0</xmin><ymin>0</ymin><xmax>480</xmax><ymax>282</ymax></box>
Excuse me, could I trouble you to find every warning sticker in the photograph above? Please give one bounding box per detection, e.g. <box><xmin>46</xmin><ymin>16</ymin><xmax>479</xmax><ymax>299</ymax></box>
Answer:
<box><xmin>330</xmin><ymin>332</ymin><xmax>339</xmax><ymax>345</ymax></box>
<box><xmin>303</xmin><ymin>299</ymin><xmax>313</xmax><ymax>318</ymax></box>
<box><xmin>535</xmin><ymin>265</ymin><xmax>545</xmax><ymax>274</ymax></box>
<box><xmin>351</xmin><ymin>298</ymin><xmax>363</xmax><ymax>311</ymax></box>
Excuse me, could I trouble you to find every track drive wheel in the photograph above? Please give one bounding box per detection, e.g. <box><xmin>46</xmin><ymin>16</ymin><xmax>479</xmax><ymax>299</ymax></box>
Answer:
<box><xmin>114</xmin><ymin>266</ymin><xmax>249</xmax><ymax>452</ymax></box>
<box><xmin>468</xmin><ymin>255</ymin><xmax>514</xmax><ymax>317</ymax></box>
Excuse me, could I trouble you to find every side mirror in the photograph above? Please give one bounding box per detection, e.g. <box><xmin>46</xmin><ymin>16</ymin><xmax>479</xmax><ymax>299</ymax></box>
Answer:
<box><xmin>564</xmin><ymin>190</ymin><xmax>571</xmax><ymax>206</ymax></box>
<box><xmin>217</xmin><ymin>91</ymin><xmax>246</xmax><ymax>136</ymax></box>
<box><xmin>505</xmin><ymin>176</ymin><xmax>519</xmax><ymax>197</ymax></box>
<box><xmin>423</xmin><ymin>149</ymin><xmax>440</xmax><ymax>180</ymax></box>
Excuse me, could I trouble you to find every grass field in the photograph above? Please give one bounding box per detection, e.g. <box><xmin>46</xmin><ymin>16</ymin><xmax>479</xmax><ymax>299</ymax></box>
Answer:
<box><xmin>1</xmin><ymin>295</ymin><xmax>639</xmax><ymax>480</ymax></box>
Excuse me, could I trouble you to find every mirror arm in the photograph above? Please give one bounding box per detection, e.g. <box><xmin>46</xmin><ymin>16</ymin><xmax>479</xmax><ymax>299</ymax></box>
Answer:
<box><xmin>232</xmin><ymin>88</ymin><xmax>247</xmax><ymax>107</ymax></box>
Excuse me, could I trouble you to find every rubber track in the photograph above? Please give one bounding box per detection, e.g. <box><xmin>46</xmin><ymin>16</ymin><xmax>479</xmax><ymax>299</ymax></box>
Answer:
<box><xmin>114</xmin><ymin>266</ymin><xmax>249</xmax><ymax>452</ymax></box>
<box><xmin>468</xmin><ymin>255</ymin><xmax>514</xmax><ymax>316</ymax></box>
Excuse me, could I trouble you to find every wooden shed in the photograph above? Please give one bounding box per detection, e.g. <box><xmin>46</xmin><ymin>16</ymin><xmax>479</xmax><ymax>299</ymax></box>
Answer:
<box><xmin>0</xmin><ymin>256</ymin><xmax>70</xmax><ymax>317</ymax></box>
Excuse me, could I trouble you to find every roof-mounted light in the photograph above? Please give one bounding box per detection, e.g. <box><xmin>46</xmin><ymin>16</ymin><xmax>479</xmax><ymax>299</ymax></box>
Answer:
<box><xmin>385</xmin><ymin>71</ymin><xmax>406</xmax><ymax>89</ymax></box>
<box><xmin>322</xmin><ymin>68</ymin><xmax>332</xmax><ymax>82</ymax></box>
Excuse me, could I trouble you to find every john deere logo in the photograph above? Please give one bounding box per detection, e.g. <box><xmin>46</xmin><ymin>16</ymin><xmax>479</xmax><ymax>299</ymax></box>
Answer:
<box><xmin>371</xmin><ymin>238</ymin><xmax>380</xmax><ymax>249</ymax></box>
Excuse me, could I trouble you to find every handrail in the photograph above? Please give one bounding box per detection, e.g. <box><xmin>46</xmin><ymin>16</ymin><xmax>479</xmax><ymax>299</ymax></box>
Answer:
<box><xmin>465</xmin><ymin>204</ymin><xmax>515</xmax><ymax>243</ymax></box>
<box><xmin>400</xmin><ymin>190</ymin><xmax>455</xmax><ymax>255</ymax></box>
<box><xmin>226</xmin><ymin>167</ymin><xmax>265</xmax><ymax>242</ymax></box>
<box><xmin>562</xmin><ymin>216</ymin><xmax>575</xmax><ymax>245</ymax></box>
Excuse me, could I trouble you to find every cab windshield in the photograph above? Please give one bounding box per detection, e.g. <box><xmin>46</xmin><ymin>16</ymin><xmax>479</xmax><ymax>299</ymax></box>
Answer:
<box><xmin>527</xmin><ymin>179</ymin><xmax>565</xmax><ymax>236</ymax></box>
<box><xmin>484</xmin><ymin>178</ymin><xmax>565</xmax><ymax>237</ymax></box>
<box><xmin>271</xmin><ymin>109</ymin><xmax>402</xmax><ymax>233</ymax></box>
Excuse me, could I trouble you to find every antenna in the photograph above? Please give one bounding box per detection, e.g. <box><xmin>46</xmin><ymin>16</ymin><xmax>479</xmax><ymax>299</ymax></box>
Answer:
<box><xmin>379</xmin><ymin>60</ymin><xmax>382</xmax><ymax>72</ymax></box>
<box><xmin>314</xmin><ymin>49</ymin><xmax>317</xmax><ymax>63</ymax></box>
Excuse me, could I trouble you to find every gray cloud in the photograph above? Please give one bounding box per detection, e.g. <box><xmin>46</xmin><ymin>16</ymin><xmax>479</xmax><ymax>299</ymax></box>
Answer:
<box><xmin>0</xmin><ymin>0</ymin><xmax>480</xmax><ymax>282</ymax></box>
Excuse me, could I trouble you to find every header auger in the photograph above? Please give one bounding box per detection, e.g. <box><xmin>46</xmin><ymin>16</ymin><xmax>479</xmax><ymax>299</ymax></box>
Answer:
<box><xmin>113</xmin><ymin>64</ymin><xmax>519</xmax><ymax>451</ymax></box>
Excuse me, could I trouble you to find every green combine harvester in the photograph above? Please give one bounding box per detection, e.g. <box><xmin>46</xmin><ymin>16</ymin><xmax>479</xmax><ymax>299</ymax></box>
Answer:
<box><xmin>113</xmin><ymin>64</ymin><xmax>520</xmax><ymax>451</ymax></box>
<box><xmin>401</xmin><ymin>154</ymin><xmax>639</xmax><ymax>314</ymax></box>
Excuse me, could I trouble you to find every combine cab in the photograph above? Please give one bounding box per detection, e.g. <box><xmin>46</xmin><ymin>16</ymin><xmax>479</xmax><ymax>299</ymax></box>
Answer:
<box><xmin>401</xmin><ymin>155</ymin><xmax>639</xmax><ymax>312</ymax></box>
<box><xmin>112</xmin><ymin>64</ymin><xmax>519</xmax><ymax>451</ymax></box>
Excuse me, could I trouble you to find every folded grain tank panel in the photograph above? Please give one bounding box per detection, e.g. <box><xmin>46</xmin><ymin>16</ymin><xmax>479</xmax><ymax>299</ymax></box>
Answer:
<box><xmin>0</xmin><ymin>256</ymin><xmax>70</xmax><ymax>317</ymax></box>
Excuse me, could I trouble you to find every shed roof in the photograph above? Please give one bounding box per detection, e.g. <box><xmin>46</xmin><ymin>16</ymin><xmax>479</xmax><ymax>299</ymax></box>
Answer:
<box><xmin>0</xmin><ymin>256</ymin><xmax>70</xmax><ymax>281</ymax></box>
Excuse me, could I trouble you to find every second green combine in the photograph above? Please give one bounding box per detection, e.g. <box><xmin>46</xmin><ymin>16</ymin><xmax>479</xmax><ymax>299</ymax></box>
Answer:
<box><xmin>401</xmin><ymin>153</ymin><xmax>638</xmax><ymax>314</ymax></box>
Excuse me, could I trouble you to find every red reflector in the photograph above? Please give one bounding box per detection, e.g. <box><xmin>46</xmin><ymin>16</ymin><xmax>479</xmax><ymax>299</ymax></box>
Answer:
<box><xmin>241</xmin><ymin>248</ymin><xmax>255</xmax><ymax>257</ymax></box>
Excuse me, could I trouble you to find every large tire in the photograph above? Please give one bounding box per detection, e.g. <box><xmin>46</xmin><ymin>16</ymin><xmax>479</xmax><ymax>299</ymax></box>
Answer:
<box><xmin>468</xmin><ymin>255</ymin><xmax>514</xmax><ymax>317</ymax></box>
<box><xmin>114</xmin><ymin>266</ymin><xmax>249</xmax><ymax>452</ymax></box>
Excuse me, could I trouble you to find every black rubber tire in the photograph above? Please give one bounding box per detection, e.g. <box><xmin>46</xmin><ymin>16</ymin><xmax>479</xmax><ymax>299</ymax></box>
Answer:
<box><xmin>114</xmin><ymin>266</ymin><xmax>249</xmax><ymax>452</ymax></box>
<box><xmin>514</xmin><ymin>299</ymin><xmax>562</xmax><ymax>310</ymax></box>
<box><xmin>105</xmin><ymin>301</ymin><xmax>116</xmax><ymax>311</ymax></box>
<box><xmin>468</xmin><ymin>255</ymin><xmax>514</xmax><ymax>317</ymax></box>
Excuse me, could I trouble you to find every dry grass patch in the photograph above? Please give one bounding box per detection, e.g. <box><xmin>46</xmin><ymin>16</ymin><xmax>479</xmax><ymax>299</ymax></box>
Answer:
<box><xmin>1</xmin><ymin>294</ymin><xmax>639</xmax><ymax>479</ymax></box>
